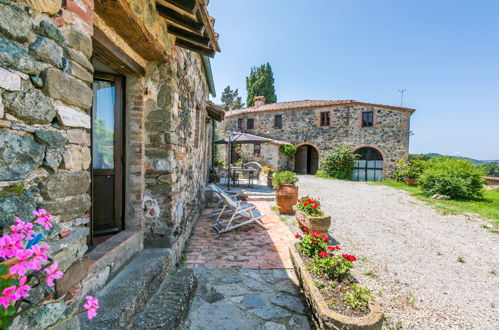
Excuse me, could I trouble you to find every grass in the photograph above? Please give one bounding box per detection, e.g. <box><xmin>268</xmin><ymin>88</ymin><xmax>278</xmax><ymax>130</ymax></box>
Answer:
<box><xmin>363</xmin><ymin>270</ymin><xmax>378</xmax><ymax>279</ymax></box>
<box><xmin>372</xmin><ymin>180</ymin><xmax>499</xmax><ymax>229</ymax></box>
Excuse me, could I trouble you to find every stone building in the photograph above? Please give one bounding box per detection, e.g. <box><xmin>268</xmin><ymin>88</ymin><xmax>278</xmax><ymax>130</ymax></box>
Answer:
<box><xmin>0</xmin><ymin>0</ymin><xmax>223</xmax><ymax>327</ymax></box>
<box><xmin>224</xmin><ymin>98</ymin><xmax>415</xmax><ymax>180</ymax></box>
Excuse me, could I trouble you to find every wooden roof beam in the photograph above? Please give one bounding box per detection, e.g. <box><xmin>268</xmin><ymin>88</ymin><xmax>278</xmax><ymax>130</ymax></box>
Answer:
<box><xmin>168</xmin><ymin>25</ymin><xmax>210</xmax><ymax>47</ymax></box>
<box><xmin>157</xmin><ymin>3</ymin><xmax>204</xmax><ymax>35</ymax></box>
<box><xmin>92</xmin><ymin>27</ymin><xmax>146</xmax><ymax>75</ymax></box>
<box><xmin>159</xmin><ymin>0</ymin><xmax>196</xmax><ymax>15</ymax></box>
<box><xmin>175</xmin><ymin>38</ymin><xmax>215</xmax><ymax>57</ymax></box>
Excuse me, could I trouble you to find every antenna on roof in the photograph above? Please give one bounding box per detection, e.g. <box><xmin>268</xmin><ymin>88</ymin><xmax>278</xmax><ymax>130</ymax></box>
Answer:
<box><xmin>398</xmin><ymin>89</ymin><xmax>407</xmax><ymax>107</ymax></box>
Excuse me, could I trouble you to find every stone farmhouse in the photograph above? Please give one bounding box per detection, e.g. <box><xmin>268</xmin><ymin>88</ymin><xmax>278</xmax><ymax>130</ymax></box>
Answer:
<box><xmin>224</xmin><ymin>97</ymin><xmax>415</xmax><ymax>180</ymax></box>
<box><xmin>0</xmin><ymin>0</ymin><xmax>224</xmax><ymax>327</ymax></box>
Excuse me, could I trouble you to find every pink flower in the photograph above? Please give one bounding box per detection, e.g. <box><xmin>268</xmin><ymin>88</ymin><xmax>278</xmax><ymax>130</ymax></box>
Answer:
<box><xmin>12</xmin><ymin>277</ymin><xmax>30</xmax><ymax>300</ymax></box>
<box><xmin>9</xmin><ymin>249</ymin><xmax>35</xmax><ymax>277</ymax></box>
<box><xmin>36</xmin><ymin>215</ymin><xmax>53</xmax><ymax>231</ymax></box>
<box><xmin>0</xmin><ymin>286</ymin><xmax>16</xmax><ymax>309</ymax></box>
<box><xmin>83</xmin><ymin>296</ymin><xmax>99</xmax><ymax>320</ymax></box>
<box><xmin>10</xmin><ymin>217</ymin><xmax>35</xmax><ymax>235</ymax></box>
<box><xmin>32</xmin><ymin>209</ymin><xmax>48</xmax><ymax>218</ymax></box>
<box><xmin>29</xmin><ymin>245</ymin><xmax>48</xmax><ymax>270</ymax></box>
<box><xmin>44</xmin><ymin>261</ymin><xmax>63</xmax><ymax>287</ymax></box>
<box><xmin>33</xmin><ymin>210</ymin><xmax>53</xmax><ymax>230</ymax></box>
<box><xmin>0</xmin><ymin>233</ymin><xmax>25</xmax><ymax>260</ymax></box>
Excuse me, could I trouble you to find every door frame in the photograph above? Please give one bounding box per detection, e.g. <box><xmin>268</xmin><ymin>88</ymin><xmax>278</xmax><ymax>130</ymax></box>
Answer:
<box><xmin>90</xmin><ymin>72</ymin><xmax>126</xmax><ymax>245</ymax></box>
<box><xmin>352</xmin><ymin>146</ymin><xmax>384</xmax><ymax>181</ymax></box>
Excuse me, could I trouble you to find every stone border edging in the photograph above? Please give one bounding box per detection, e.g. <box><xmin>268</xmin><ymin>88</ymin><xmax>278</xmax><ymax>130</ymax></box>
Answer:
<box><xmin>289</xmin><ymin>243</ymin><xmax>383</xmax><ymax>329</ymax></box>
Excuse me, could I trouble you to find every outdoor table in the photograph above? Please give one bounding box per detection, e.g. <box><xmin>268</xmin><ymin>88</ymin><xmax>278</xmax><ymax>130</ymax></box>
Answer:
<box><xmin>231</xmin><ymin>167</ymin><xmax>257</xmax><ymax>187</ymax></box>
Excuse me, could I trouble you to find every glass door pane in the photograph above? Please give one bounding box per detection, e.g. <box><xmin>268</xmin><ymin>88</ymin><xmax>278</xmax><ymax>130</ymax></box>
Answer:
<box><xmin>92</xmin><ymin>81</ymin><xmax>115</xmax><ymax>169</ymax></box>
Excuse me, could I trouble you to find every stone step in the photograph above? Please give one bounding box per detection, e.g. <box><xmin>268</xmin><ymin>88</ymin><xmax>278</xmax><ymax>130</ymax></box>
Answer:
<box><xmin>79</xmin><ymin>248</ymin><xmax>173</xmax><ymax>330</ymax></box>
<box><xmin>246</xmin><ymin>195</ymin><xmax>275</xmax><ymax>201</ymax></box>
<box><xmin>131</xmin><ymin>268</ymin><xmax>197</xmax><ymax>329</ymax></box>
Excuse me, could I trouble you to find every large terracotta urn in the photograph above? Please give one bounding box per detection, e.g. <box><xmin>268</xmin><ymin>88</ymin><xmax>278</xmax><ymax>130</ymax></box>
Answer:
<box><xmin>276</xmin><ymin>184</ymin><xmax>298</xmax><ymax>214</ymax></box>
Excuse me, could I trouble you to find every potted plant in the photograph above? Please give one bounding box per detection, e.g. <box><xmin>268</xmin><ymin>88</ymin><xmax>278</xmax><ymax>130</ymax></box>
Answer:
<box><xmin>272</xmin><ymin>171</ymin><xmax>299</xmax><ymax>214</ymax></box>
<box><xmin>208</xmin><ymin>172</ymin><xmax>220</xmax><ymax>183</ymax></box>
<box><xmin>404</xmin><ymin>171</ymin><xmax>419</xmax><ymax>186</ymax></box>
<box><xmin>214</xmin><ymin>159</ymin><xmax>224</xmax><ymax>170</ymax></box>
<box><xmin>295</xmin><ymin>196</ymin><xmax>331</xmax><ymax>233</ymax></box>
<box><xmin>262</xmin><ymin>166</ymin><xmax>276</xmax><ymax>187</ymax></box>
<box><xmin>394</xmin><ymin>158</ymin><xmax>423</xmax><ymax>185</ymax></box>
<box><xmin>290</xmin><ymin>230</ymin><xmax>383</xmax><ymax>329</ymax></box>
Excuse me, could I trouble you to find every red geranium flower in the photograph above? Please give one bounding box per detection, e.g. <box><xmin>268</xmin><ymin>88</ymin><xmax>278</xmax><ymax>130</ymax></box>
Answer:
<box><xmin>314</xmin><ymin>230</ymin><xmax>321</xmax><ymax>235</ymax></box>
<box><xmin>312</xmin><ymin>241</ymin><xmax>318</xmax><ymax>245</ymax></box>
<box><xmin>319</xmin><ymin>251</ymin><xmax>328</xmax><ymax>258</ymax></box>
<box><xmin>341</xmin><ymin>254</ymin><xmax>357</xmax><ymax>262</ymax></box>
<box><xmin>327</xmin><ymin>246</ymin><xmax>334</xmax><ymax>251</ymax></box>
<box><xmin>302</xmin><ymin>227</ymin><xmax>308</xmax><ymax>232</ymax></box>
<box><xmin>295</xmin><ymin>233</ymin><xmax>301</xmax><ymax>239</ymax></box>
<box><xmin>322</xmin><ymin>235</ymin><xmax>329</xmax><ymax>242</ymax></box>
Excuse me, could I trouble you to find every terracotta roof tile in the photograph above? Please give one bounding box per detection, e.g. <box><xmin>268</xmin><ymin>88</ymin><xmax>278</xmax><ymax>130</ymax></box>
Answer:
<box><xmin>226</xmin><ymin>100</ymin><xmax>415</xmax><ymax>118</ymax></box>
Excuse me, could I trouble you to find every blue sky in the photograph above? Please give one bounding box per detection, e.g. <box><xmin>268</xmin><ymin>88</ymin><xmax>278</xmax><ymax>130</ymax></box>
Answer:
<box><xmin>208</xmin><ymin>0</ymin><xmax>499</xmax><ymax>160</ymax></box>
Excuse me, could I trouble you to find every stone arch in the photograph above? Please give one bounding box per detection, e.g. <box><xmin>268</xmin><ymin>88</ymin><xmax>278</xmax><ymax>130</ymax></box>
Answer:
<box><xmin>295</xmin><ymin>143</ymin><xmax>320</xmax><ymax>175</ymax></box>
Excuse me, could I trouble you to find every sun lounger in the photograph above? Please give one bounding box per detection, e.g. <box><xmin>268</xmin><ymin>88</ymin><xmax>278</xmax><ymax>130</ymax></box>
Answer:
<box><xmin>212</xmin><ymin>192</ymin><xmax>265</xmax><ymax>234</ymax></box>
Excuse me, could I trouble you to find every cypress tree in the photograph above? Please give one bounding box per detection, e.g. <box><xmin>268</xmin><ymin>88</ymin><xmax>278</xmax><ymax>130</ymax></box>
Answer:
<box><xmin>245</xmin><ymin>63</ymin><xmax>277</xmax><ymax>107</ymax></box>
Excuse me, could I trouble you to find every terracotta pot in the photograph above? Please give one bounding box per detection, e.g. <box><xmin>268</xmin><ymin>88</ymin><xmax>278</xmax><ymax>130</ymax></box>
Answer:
<box><xmin>405</xmin><ymin>178</ymin><xmax>417</xmax><ymax>186</ymax></box>
<box><xmin>276</xmin><ymin>184</ymin><xmax>298</xmax><ymax>214</ymax></box>
<box><xmin>295</xmin><ymin>209</ymin><xmax>331</xmax><ymax>234</ymax></box>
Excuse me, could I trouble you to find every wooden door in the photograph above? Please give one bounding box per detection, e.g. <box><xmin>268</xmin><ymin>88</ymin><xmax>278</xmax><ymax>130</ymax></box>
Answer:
<box><xmin>91</xmin><ymin>74</ymin><xmax>124</xmax><ymax>239</ymax></box>
<box><xmin>295</xmin><ymin>146</ymin><xmax>308</xmax><ymax>174</ymax></box>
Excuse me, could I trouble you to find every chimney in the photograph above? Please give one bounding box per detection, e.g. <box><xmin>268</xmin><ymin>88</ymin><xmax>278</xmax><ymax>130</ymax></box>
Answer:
<box><xmin>254</xmin><ymin>96</ymin><xmax>266</xmax><ymax>107</ymax></box>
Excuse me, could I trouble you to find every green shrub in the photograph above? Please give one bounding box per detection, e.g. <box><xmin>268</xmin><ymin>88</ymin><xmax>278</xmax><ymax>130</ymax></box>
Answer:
<box><xmin>279</xmin><ymin>144</ymin><xmax>298</xmax><ymax>156</ymax></box>
<box><xmin>320</xmin><ymin>144</ymin><xmax>358</xmax><ymax>180</ymax></box>
<box><xmin>272</xmin><ymin>171</ymin><xmax>298</xmax><ymax>189</ymax></box>
<box><xmin>419</xmin><ymin>157</ymin><xmax>484</xmax><ymax>199</ymax></box>
<box><xmin>393</xmin><ymin>158</ymin><xmax>426</xmax><ymax>182</ymax></box>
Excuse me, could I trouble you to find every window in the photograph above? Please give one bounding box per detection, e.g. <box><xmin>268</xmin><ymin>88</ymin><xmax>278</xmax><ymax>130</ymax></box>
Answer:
<box><xmin>254</xmin><ymin>143</ymin><xmax>261</xmax><ymax>156</ymax></box>
<box><xmin>320</xmin><ymin>112</ymin><xmax>330</xmax><ymax>126</ymax></box>
<box><xmin>362</xmin><ymin>112</ymin><xmax>374</xmax><ymax>127</ymax></box>
<box><xmin>247</xmin><ymin>118</ymin><xmax>255</xmax><ymax>129</ymax></box>
<box><xmin>237</xmin><ymin>118</ymin><xmax>243</xmax><ymax>129</ymax></box>
<box><xmin>274</xmin><ymin>115</ymin><xmax>282</xmax><ymax>129</ymax></box>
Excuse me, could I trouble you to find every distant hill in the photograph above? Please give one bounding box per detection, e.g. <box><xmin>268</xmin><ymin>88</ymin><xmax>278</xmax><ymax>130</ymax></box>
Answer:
<box><xmin>411</xmin><ymin>153</ymin><xmax>498</xmax><ymax>165</ymax></box>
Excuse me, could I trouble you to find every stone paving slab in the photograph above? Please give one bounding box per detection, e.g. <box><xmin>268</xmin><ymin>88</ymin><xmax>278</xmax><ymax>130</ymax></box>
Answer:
<box><xmin>184</xmin><ymin>269</ymin><xmax>311</xmax><ymax>330</ymax></box>
<box><xmin>185</xmin><ymin>201</ymin><xmax>294</xmax><ymax>269</ymax></box>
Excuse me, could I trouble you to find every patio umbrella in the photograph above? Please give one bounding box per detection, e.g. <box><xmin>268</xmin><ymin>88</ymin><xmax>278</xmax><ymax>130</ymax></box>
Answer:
<box><xmin>213</xmin><ymin>132</ymin><xmax>274</xmax><ymax>144</ymax></box>
<box><xmin>214</xmin><ymin>131</ymin><xmax>274</xmax><ymax>190</ymax></box>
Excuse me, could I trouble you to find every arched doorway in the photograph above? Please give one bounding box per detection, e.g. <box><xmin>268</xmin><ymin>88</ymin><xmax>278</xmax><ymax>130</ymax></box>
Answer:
<box><xmin>352</xmin><ymin>147</ymin><xmax>384</xmax><ymax>181</ymax></box>
<box><xmin>295</xmin><ymin>145</ymin><xmax>319</xmax><ymax>174</ymax></box>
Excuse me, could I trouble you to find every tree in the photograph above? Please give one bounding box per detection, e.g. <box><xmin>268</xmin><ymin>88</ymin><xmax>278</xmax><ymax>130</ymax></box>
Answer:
<box><xmin>246</xmin><ymin>63</ymin><xmax>277</xmax><ymax>107</ymax></box>
<box><xmin>219</xmin><ymin>85</ymin><xmax>244</xmax><ymax>111</ymax></box>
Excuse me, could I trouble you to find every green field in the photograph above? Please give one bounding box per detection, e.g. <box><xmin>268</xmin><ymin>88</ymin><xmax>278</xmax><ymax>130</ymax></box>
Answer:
<box><xmin>372</xmin><ymin>180</ymin><xmax>499</xmax><ymax>229</ymax></box>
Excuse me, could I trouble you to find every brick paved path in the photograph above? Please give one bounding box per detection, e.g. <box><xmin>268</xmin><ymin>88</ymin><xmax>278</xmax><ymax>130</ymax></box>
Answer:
<box><xmin>185</xmin><ymin>201</ymin><xmax>294</xmax><ymax>269</ymax></box>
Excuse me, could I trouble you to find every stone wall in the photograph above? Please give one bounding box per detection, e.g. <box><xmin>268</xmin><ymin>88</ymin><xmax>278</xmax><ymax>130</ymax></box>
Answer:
<box><xmin>0</xmin><ymin>0</ymin><xmax>94</xmax><ymax>327</ymax></box>
<box><xmin>225</xmin><ymin>104</ymin><xmax>412</xmax><ymax>175</ymax></box>
<box><xmin>142</xmin><ymin>52</ymin><xmax>211</xmax><ymax>250</ymax></box>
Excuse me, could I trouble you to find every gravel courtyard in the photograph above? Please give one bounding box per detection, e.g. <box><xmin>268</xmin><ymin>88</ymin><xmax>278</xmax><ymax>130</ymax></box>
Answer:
<box><xmin>296</xmin><ymin>175</ymin><xmax>499</xmax><ymax>329</ymax></box>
